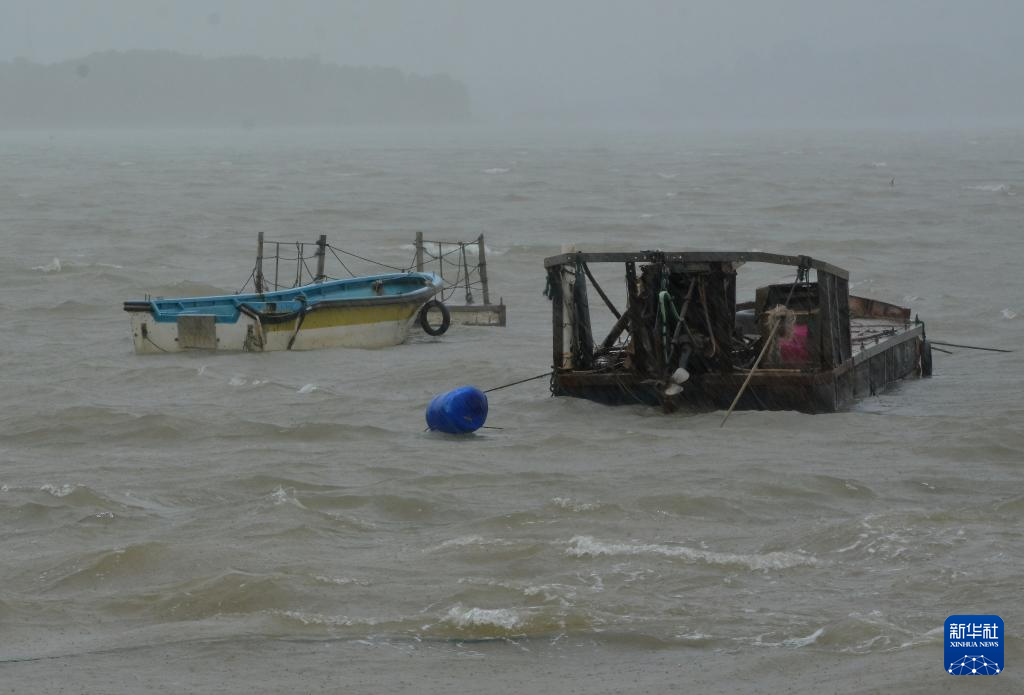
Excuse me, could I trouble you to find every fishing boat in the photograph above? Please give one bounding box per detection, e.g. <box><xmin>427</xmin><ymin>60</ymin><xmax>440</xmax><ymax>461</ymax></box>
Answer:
<box><xmin>124</xmin><ymin>271</ymin><xmax>443</xmax><ymax>354</ymax></box>
<box><xmin>544</xmin><ymin>250</ymin><xmax>932</xmax><ymax>414</ymax></box>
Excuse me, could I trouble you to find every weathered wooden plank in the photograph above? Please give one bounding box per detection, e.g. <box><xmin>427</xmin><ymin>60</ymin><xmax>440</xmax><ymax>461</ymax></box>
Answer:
<box><xmin>544</xmin><ymin>251</ymin><xmax>848</xmax><ymax>279</ymax></box>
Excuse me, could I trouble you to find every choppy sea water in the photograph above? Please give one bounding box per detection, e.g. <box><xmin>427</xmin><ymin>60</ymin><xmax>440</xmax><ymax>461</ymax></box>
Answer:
<box><xmin>1</xmin><ymin>126</ymin><xmax>1022</xmax><ymax>693</ymax></box>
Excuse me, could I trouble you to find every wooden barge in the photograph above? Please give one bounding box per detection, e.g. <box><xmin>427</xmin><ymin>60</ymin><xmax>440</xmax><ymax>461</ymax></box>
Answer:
<box><xmin>544</xmin><ymin>251</ymin><xmax>932</xmax><ymax>414</ymax></box>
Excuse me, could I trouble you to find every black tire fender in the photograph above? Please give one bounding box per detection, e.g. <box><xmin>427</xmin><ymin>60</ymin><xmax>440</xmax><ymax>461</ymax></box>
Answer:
<box><xmin>419</xmin><ymin>299</ymin><xmax>451</xmax><ymax>336</ymax></box>
<box><xmin>920</xmin><ymin>339</ymin><xmax>933</xmax><ymax>377</ymax></box>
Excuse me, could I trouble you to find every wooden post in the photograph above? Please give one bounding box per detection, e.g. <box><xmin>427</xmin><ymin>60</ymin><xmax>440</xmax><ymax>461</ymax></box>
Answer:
<box><xmin>415</xmin><ymin>231</ymin><xmax>424</xmax><ymax>272</ymax></box>
<box><xmin>315</xmin><ymin>234</ymin><xmax>327</xmax><ymax>281</ymax></box>
<box><xmin>550</xmin><ymin>266</ymin><xmax>563</xmax><ymax>372</ymax></box>
<box><xmin>560</xmin><ymin>249</ymin><xmax>577</xmax><ymax>370</ymax></box>
<box><xmin>274</xmin><ymin>242</ymin><xmax>280</xmax><ymax>291</ymax></box>
<box><xmin>461</xmin><ymin>243</ymin><xmax>474</xmax><ymax>304</ymax></box>
<box><xmin>476</xmin><ymin>234</ymin><xmax>491</xmax><ymax>305</ymax></box>
<box><xmin>255</xmin><ymin>232</ymin><xmax>265</xmax><ymax>294</ymax></box>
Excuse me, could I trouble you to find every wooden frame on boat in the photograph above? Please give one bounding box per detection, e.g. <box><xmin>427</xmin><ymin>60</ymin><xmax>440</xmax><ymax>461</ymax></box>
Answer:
<box><xmin>543</xmin><ymin>251</ymin><xmax>931</xmax><ymax>413</ymax></box>
<box><xmin>414</xmin><ymin>232</ymin><xmax>506</xmax><ymax>327</ymax></box>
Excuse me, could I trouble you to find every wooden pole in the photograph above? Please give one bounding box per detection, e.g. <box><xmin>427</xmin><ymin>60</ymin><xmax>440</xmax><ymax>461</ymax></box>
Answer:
<box><xmin>581</xmin><ymin>261</ymin><xmax>620</xmax><ymax>319</ymax></box>
<box><xmin>550</xmin><ymin>267</ymin><xmax>564</xmax><ymax>372</ymax></box>
<box><xmin>461</xmin><ymin>243</ymin><xmax>474</xmax><ymax>304</ymax></box>
<box><xmin>274</xmin><ymin>242</ymin><xmax>280</xmax><ymax>290</ymax></box>
<box><xmin>315</xmin><ymin>234</ymin><xmax>327</xmax><ymax>281</ymax></box>
<box><xmin>720</xmin><ymin>316</ymin><xmax>781</xmax><ymax>427</ymax></box>
<box><xmin>476</xmin><ymin>234</ymin><xmax>491</xmax><ymax>305</ymax></box>
<box><xmin>415</xmin><ymin>231</ymin><xmax>424</xmax><ymax>272</ymax></box>
<box><xmin>255</xmin><ymin>232</ymin><xmax>265</xmax><ymax>294</ymax></box>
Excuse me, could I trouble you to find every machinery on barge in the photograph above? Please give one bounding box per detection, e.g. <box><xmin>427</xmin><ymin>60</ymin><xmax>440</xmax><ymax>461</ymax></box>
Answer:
<box><xmin>544</xmin><ymin>250</ymin><xmax>932</xmax><ymax>414</ymax></box>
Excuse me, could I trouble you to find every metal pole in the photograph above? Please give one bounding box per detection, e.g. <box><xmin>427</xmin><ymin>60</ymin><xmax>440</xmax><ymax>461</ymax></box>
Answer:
<box><xmin>255</xmin><ymin>232</ymin><xmax>265</xmax><ymax>294</ymax></box>
<box><xmin>315</xmin><ymin>234</ymin><xmax>327</xmax><ymax>281</ymax></box>
<box><xmin>461</xmin><ymin>243</ymin><xmax>473</xmax><ymax>304</ymax></box>
<box><xmin>274</xmin><ymin>242</ymin><xmax>280</xmax><ymax>290</ymax></box>
<box><xmin>476</xmin><ymin>234</ymin><xmax>490</xmax><ymax>305</ymax></box>
<box><xmin>415</xmin><ymin>231</ymin><xmax>424</xmax><ymax>272</ymax></box>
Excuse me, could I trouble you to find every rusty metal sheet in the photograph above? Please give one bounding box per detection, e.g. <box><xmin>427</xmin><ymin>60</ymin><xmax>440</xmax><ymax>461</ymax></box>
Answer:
<box><xmin>177</xmin><ymin>315</ymin><xmax>217</xmax><ymax>349</ymax></box>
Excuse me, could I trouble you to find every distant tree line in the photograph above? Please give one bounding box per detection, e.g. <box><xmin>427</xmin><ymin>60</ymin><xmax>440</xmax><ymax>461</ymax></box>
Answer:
<box><xmin>0</xmin><ymin>50</ymin><xmax>471</xmax><ymax>127</ymax></box>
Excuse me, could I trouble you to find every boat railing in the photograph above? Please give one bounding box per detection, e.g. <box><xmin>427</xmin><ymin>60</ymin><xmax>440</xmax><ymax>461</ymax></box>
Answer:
<box><xmin>413</xmin><ymin>232</ymin><xmax>496</xmax><ymax>306</ymax></box>
<box><xmin>240</xmin><ymin>233</ymin><xmax>418</xmax><ymax>294</ymax></box>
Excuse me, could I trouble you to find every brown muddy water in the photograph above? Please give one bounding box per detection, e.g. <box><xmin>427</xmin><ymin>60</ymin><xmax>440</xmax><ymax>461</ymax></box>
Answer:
<box><xmin>1</xmin><ymin>126</ymin><xmax>1022</xmax><ymax>693</ymax></box>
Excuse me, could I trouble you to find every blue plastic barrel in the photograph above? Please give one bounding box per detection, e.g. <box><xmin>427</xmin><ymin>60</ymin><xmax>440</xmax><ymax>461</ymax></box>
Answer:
<box><xmin>426</xmin><ymin>385</ymin><xmax>488</xmax><ymax>434</ymax></box>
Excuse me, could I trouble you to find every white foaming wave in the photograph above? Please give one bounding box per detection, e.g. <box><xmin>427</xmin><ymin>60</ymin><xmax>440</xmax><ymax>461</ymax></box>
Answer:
<box><xmin>966</xmin><ymin>183</ymin><xmax>1011</xmax><ymax>193</ymax></box>
<box><xmin>782</xmin><ymin>627</ymin><xmax>825</xmax><ymax>648</ymax></box>
<box><xmin>551</xmin><ymin>497</ymin><xmax>599</xmax><ymax>512</ymax></box>
<box><xmin>676</xmin><ymin>632</ymin><xmax>713</xmax><ymax>641</ymax></box>
<box><xmin>33</xmin><ymin>258</ymin><xmax>62</xmax><ymax>273</ymax></box>
<box><xmin>482</xmin><ymin>167</ymin><xmax>511</xmax><ymax>175</ymax></box>
<box><xmin>40</xmin><ymin>483</ymin><xmax>77</xmax><ymax>497</ymax></box>
<box><xmin>870</xmin><ymin>162</ymin><xmax>887</xmax><ymax>168</ymax></box>
<box><xmin>268</xmin><ymin>486</ymin><xmax>308</xmax><ymax>509</ymax></box>
<box><xmin>458</xmin><ymin>576</ymin><xmax>578</xmax><ymax>605</ymax></box>
<box><xmin>228</xmin><ymin>376</ymin><xmax>268</xmax><ymax>387</ymax></box>
<box><xmin>896</xmin><ymin>625</ymin><xmax>944</xmax><ymax>651</ymax></box>
<box><xmin>1001</xmin><ymin>308</ymin><xmax>1018</xmax><ymax>320</ymax></box>
<box><xmin>275</xmin><ymin>610</ymin><xmax>371</xmax><ymax>627</ymax></box>
<box><xmin>656</xmin><ymin>172</ymin><xmax>678</xmax><ymax>179</ymax></box>
<box><xmin>437</xmin><ymin>534</ymin><xmax>487</xmax><ymax>548</ymax></box>
<box><xmin>298</xmin><ymin>383</ymin><xmax>317</xmax><ymax>394</ymax></box>
<box><xmin>1</xmin><ymin>484</ymin><xmax>9</xmax><ymax>492</ymax></box>
<box><xmin>566</xmin><ymin>535</ymin><xmax>820</xmax><ymax>570</ymax></box>
<box><xmin>313</xmin><ymin>575</ymin><xmax>370</xmax><ymax>586</ymax></box>
<box><xmin>444</xmin><ymin>604</ymin><xmax>523</xmax><ymax>630</ymax></box>
<box><xmin>433</xmin><ymin>535</ymin><xmax>517</xmax><ymax>551</ymax></box>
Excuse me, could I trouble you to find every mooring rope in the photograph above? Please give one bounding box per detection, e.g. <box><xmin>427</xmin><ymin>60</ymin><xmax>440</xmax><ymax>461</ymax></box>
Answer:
<box><xmin>483</xmin><ymin>372</ymin><xmax>553</xmax><ymax>393</ymax></box>
<box><xmin>929</xmin><ymin>340</ymin><xmax>1012</xmax><ymax>353</ymax></box>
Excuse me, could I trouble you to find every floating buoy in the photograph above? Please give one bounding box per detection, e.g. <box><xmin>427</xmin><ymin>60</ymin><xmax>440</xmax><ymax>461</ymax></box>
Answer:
<box><xmin>426</xmin><ymin>385</ymin><xmax>488</xmax><ymax>434</ymax></box>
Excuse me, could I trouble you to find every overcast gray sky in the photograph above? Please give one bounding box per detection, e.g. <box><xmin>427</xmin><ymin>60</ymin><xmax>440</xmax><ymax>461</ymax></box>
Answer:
<box><xmin>3</xmin><ymin>0</ymin><xmax>1022</xmax><ymax>124</ymax></box>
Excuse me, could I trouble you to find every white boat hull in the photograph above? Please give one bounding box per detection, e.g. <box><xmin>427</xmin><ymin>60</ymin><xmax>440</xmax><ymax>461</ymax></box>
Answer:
<box><xmin>129</xmin><ymin>301</ymin><xmax>423</xmax><ymax>354</ymax></box>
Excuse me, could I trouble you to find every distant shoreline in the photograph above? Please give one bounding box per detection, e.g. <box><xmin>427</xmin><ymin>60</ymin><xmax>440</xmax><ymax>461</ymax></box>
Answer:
<box><xmin>0</xmin><ymin>50</ymin><xmax>471</xmax><ymax>128</ymax></box>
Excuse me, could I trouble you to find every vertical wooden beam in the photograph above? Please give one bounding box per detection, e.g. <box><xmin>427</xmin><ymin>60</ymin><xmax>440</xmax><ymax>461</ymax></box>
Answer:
<box><xmin>476</xmin><ymin>233</ymin><xmax>491</xmax><ymax>305</ymax></box>
<box><xmin>315</xmin><ymin>234</ymin><xmax>327</xmax><ymax>281</ymax></box>
<box><xmin>415</xmin><ymin>231</ymin><xmax>424</xmax><ymax>272</ymax></box>
<box><xmin>274</xmin><ymin>242</ymin><xmax>280</xmax><ymax>291</ymax></box>
<box><xmin>550</xmin><ymin>266</ymin><xmax>564</xmax><ymax>371</ymax></box>
<box><xmin>561</xmin><ymin>265</ymin><xmax>575</xmax><ymax>369</ymax></box>
<box><xmin>255</xmin><ymin>232</ymin><xmax>265</xmax><ymax>294</ymax></box>
<box><xmin>624</xmin><ymin>261</ymin><xmax>641</xmax><ymax>371</ymax></box>
<box><xmin>461</xmin><ymin>243</ymin><xmax>473</xmax><ymax>304</ymax></box>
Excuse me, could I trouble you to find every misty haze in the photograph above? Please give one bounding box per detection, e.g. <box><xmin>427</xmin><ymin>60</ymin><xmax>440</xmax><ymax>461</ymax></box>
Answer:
<box><xmin>2</xmin><ymin>2</ymin><xmax>1022</xmax><ymax>694</ymax></box>
<box><xmin>2</xmin><ymin>0</ymin><xmax>1023</xmax><ymax>127</ymax></box>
